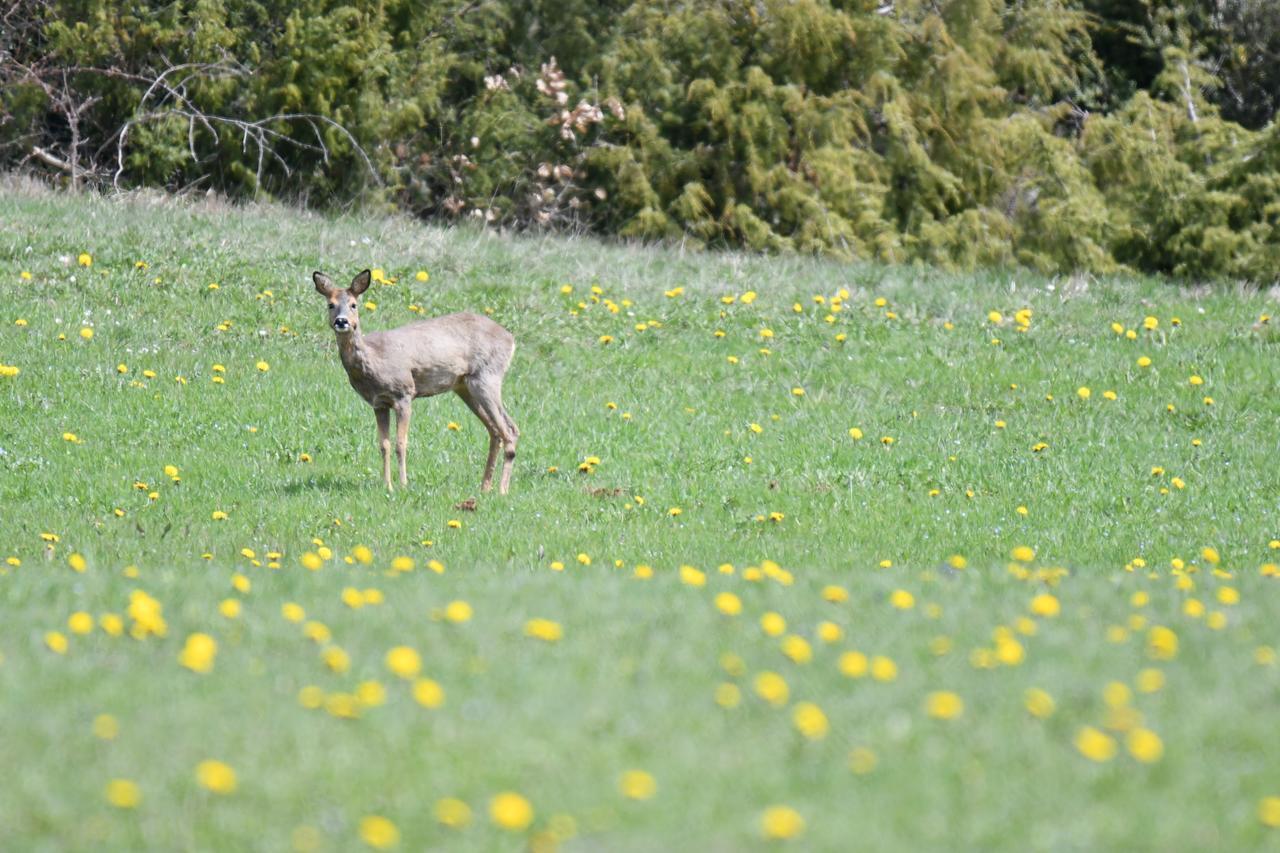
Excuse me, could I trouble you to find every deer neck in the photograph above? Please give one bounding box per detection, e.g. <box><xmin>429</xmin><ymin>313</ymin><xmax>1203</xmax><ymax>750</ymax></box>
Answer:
<box><xmin>336</xmin><ymin>329</ymin><xmax>372</xmax><ymax>377</ymax></box>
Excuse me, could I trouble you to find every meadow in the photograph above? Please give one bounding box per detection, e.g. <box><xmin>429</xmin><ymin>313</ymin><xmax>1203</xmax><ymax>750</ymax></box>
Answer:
<box><xmin>1</xmin><ymin>180</ymin><xmax>1279</xmax><ymax>851</ymax></box>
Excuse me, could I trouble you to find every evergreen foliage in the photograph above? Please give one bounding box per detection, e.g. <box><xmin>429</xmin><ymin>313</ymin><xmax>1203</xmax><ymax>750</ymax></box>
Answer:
<box><xmin>1</xmin><ymin>0</ymin><xmax>1276</xmax><ymax>282</ymax></box>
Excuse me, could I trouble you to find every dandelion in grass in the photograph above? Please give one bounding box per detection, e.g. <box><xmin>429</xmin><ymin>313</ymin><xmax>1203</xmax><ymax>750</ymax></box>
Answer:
<box><xmin>386</xmin><ymin>646</ymin><xmax>421</xmax><ymax>679</ymax></box>
<box><xmin>105</xmin><ymin>779</ymin><xmax>141</xmax><ymax>809</ymax></box>
<box><xmin>760</xmin><ymin>612</ymin><xmax>786</xmax><ymax>637</ymax></box>
<box><xmin>435</xmin><ymin>797</ymin><xmax>471</xmax><ymax>829</ymax></box>
<box><xmin>1030</xmin><ymin>593</ymin><xmax>1060</xmax><ymax>617</ymax></box>
<box><xmin>1075</xmin><ymin>726</ymin><xmax>1117</xmax><ymax>762</ymax></box>
<box><xmin>1126</xmin><ymin>728</ymin><xmax>1164</xmax><ymax>763</ymax></box>
<box><xmin>870</xmin><ymin>655</ymin><xmax>898</xmax><ymax>681</ymax></box>
<box><xmin>1024</xmin><ymin>688</ymin><xmax>1055</xmax><ymax>718</ymax></box>
<box><xmin>760</xmin><ymin>806</ymin><xmax>805</xmax><ymax>840</ymax></box>
<box><xmin>490</xmin><ymin>792</ymin><xmax>534</xmax><ymax>831</ymax></box>
<box><xmin>753</xmin><ymin>671</ymin><xmax>789</xmax><ymax>707</ymax></box>
<box><xmin>792</xmin><ymin>702</ymin><xmax>829</xmax><ymax>740</ymax></box>
<box><xmin>619</xmin><ymin>770</ymin><xmax>657</xmax><ymax>800</ymax></box>
<box><xmin>714</xmin><ymin>592</ymin><xmax>742</xmax><ymax>615</ymax></box>
<box><xmin>525</xmin><ymin>618</ymin><xmax>563</xmax><ymax>642</ymax></box>
<box><xmin>926</xmin><ymin>691</ymin><xmax>964</xmax><ymax>720</ymax></box>
<box><xmin>359</xmin><ymin>816</ymin><xmax>399</xmax><ymax>849</ymax></box>
<box><xmin>179</xmin><ymin>633</ymin><xmax>217</xmax><ymax>673</ymax></box>
<box><xmin>196</xmin><ymin>759</ymin><xmax>237</xmax><ymax>794</ymax></box>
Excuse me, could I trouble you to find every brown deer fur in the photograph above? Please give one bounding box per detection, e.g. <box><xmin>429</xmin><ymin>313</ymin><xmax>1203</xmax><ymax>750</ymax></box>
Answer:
<box><xmin>314</xmin><ymin>269</ymin><xmax>519</xmax><ymax>493</ymax></box>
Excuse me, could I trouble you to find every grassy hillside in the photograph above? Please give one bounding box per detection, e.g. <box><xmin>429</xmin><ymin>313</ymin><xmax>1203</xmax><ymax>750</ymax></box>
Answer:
<box><xmin>1</xmin><ymin>182</ymin><xmax>1279</xmax><ymax>851</ymax></box>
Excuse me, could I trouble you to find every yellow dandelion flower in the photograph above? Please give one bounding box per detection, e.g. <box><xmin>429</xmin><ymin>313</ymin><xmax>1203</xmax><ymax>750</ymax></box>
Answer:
<box><xmin>753</xmin><ymin>671</ymin><xmax>790</xmax><ymax>707</ymax></box>
<box><xmin>178</xmin><ymin>633</ymin><xmax>218</xmax><ymax>673</ymax></box>
<box><xmin>90</xmin><ymin>713</ymin><xmax>119</xmax><ymax>740</ymax></box>
<box><xmin>1030</xmin><ymin>593</ymin><xmax>1060</xmax><ymax>617</ymax></box>
<box><xmin>359</xmin><ymin>816</ymin><xmax>399</xmax><ymax>849</ymax></box>
<box><xmin>817</xmin><ymin>621</ymin><xmax>842</xmax><ymax>643</ymax></box>
<box><xmin>760</xmin><ymin>611</ymin><xmax>786</xmax><ymax>637</ymax></box>
<box><xmin>322</xmin><ymin>645</ymin><xmax>350</xmax><ymax>673</ymax></box>
<box><xmin>715</xmin><ymin>682</ymin><xmax>742</xmax><ymax>708</ymax></box>
<box><xmin>889</xmin><ymin>589</ymin><xmax>915</xmax><ymax>609</ymax></box>
<box><xmin>838</xmin><ymin>650</ymin><xmax>868</xmax><ymax>678</ymax></box>
<box><xmin>45</xmin><ymin>627</ymin><xmax>68</xmax><ymax>653</ymax></box>
<box><xmin>714</xmin><ymin>592</ymin><xmax>742</xmax><ymax>615</ymax></box>
<box><xmin>105</xmin><ymin>779</ymin><xmax>141</xmax><ymax>809</ymax></box>
<box><xmin>679</xmin><ymin>564</ymin><xmax>704</xmax><ymax>586</ymax></box>
<box><xmin>445</xmin><ymin>600</ymin><xmax>473</xmax><ymax>622</ymax></box>
<box><xmin>413</xmin><ymin>678</ymin><xmax>446</xmax><ymax>709</ymax></box>
<box><xmin>195</xmin><ymin>759</ymin><xmax>237</xmax><ymax>794</ymax></box>
<box><xmin>1024</xmin><ymin>687</ymin><xmax>1056</xmax><ymax>718</ymax></box>
<box><xmin>436</xmin><ymin>797</ymin><xmax>471</xmax><ymax>828</ymax></box>
<box><xmin>490</xmin><ymin>792</ymin><xmax>534</xmax><ymax>832</ymax></box>
<box><xmin>781</xmin><ymin>634</ymin><xmax>813</xmax><ymax>665</ymax></box>
<box><xmin>385</xmin><ymin>646</ymin><xmax>422</xmax><ymax>679</ymax></box>
<box><xmin>925</xmin><ymin>690</ymin><xmax>964</xmax><ymax>720</ymax></box>
<box><xmin>525</xmin><ymin>618</ymin><xmax>563</xmax><ymax>642</ymax></box>
<box><xmin>870</xmin><ymin>655</ymin><xmax>898</xmax><ymax>681</ymax></box>
<box><xmin>1147</xmin><ymin>625</ymin><xmax>1179</xmax><ymax>660</ymax></box>
<box><xmin>1075</xmin><ymin>726</ymin><xmax>1117</xmax><ymax>762</ymax></box>
<box><xmin>619</xmin><ymin>769</ymin><xmax>657</xmax><ymax>800</ymax></box>
<box><xmin>792</xmin><ymin>701</ymin><xmax>829</xmax><ymax>740</ymax></box>
<box><xmin>821</xmin><ymin>584</ymin><xmax>849</xmax><ymax>603</ymax></box>
<box><xmin>1259</xmin><ymin>797</ymin><xmax>1280</xmax><ymax>828</ymax></box>
<box><xmin>760</xmin><ymin>805</ymin><xmax>805</xmax><ymax>840</ymax></box>
<box><xmin>1126</xmin><ymin>727</ymin><xmax>1164</xmax><ymax>763</ymax></box>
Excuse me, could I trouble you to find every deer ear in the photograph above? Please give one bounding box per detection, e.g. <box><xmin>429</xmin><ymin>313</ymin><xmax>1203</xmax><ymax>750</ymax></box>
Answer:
<box><xmin>313</xmin><ymin>271</ymin><xmax>335</xmax><ymax>296</ymax></box>
<box><xmin>350</xmin><ymin>269</ymin><xmax>372</xmax><ymax>296</ymax></box>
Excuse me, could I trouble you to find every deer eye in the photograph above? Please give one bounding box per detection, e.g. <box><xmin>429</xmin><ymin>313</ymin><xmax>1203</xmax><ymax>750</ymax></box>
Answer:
<box><xmin>328</xmin><ymin>303</ymin><xmax>336</xmax><ymax>309</ymax></box>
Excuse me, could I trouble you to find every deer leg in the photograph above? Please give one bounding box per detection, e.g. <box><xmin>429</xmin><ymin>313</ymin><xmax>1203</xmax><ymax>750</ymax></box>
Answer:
<box><xmin>394</xmin><ymin>399</ymin><xmax>412</xmax><ymax>487</ymax></box>
<box><xmin>375</xmin><ymin>406</ymin><xmax>392</xmax><ymax>491</ymax></box>
<box><xmin>471</xmin><ymin>383</ymin><xmax>518</xmax><ymax>495</ymax></box>
<box><xmin>458</xmin><ymin>386</ymin><xmax>501</xmax><ymax>492</ymax></box>
<box><xmin>496</xmin><ymin>401</ymin><xmax>518</xmax><ymax>495</ymax></box>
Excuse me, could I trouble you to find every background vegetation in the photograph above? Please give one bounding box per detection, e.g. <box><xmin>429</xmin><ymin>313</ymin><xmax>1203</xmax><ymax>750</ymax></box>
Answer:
<box><xmin>2</xmin><ymin>0</ymin><xmax>1278</xmax><ymax>282</ymax></box>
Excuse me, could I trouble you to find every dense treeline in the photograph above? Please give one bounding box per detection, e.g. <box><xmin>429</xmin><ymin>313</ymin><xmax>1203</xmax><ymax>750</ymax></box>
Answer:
<box><xmin>2</xmin><ymin>0</ymin><xmax>1277</xmax><ymax>281</ymax></box>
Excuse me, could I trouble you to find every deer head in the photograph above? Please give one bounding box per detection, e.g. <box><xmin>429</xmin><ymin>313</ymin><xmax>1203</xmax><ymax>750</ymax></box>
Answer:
<box><xmin>314</xmin><ymin>269</ymin><xmax>371</xmax><ymax>335</ymax></box>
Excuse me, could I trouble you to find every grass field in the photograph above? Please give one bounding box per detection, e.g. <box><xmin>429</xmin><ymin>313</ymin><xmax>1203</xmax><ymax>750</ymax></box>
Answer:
<box><xmin>2</xmin><ymin>180</ymin><xmax>1279</xmax><ymax>851</ymax></box>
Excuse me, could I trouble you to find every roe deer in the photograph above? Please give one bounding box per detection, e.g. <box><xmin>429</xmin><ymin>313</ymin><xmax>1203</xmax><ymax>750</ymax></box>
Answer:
<box><xmin>313</xmin><ymin>268</ymin><xmax>519</xmax><ymax>493</ymax></box>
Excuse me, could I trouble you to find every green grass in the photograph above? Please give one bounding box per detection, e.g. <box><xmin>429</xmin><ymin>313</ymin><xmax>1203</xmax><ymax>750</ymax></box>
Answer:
<box><xmin>2</xmin><ymin>180</ymin><xmax>1279</xmax><ymax>851</ymax></box>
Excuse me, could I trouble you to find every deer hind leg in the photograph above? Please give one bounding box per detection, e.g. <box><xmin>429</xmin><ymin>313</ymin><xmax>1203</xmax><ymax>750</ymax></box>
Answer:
<box><xmin>468</xmin><ymin>379</ymin><xmax>518</xmax><ymax>495</ymax></box>
<box><xmin>375</xmin><ymin>406</ymin><xmax>393</xmax><ymax>491</ymax></box>
<box><xmin>457</xmin><ymin>385</ymin><xmax>502</xmax><ymax>492</ymax></box>
<box><xmin>496</xmin><ymin>401</ymin><xmax>518</xmax><ymax>494</ymax></box>
<box><xmin>393</xmin><ymin>399</ymin><xmax>412</xmax><ymax>487</ymax></box>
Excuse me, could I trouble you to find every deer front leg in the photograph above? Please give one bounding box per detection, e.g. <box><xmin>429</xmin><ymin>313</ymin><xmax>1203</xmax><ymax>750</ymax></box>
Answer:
<box><xmin>394</xmin><ymin>399</ymin><xmax>412</xmax><ymax>487</ymax></box>
<box><xmin>375</xmin><ymin>406</ymin><xmax>392</xmax><ymax>491</ymax></box>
